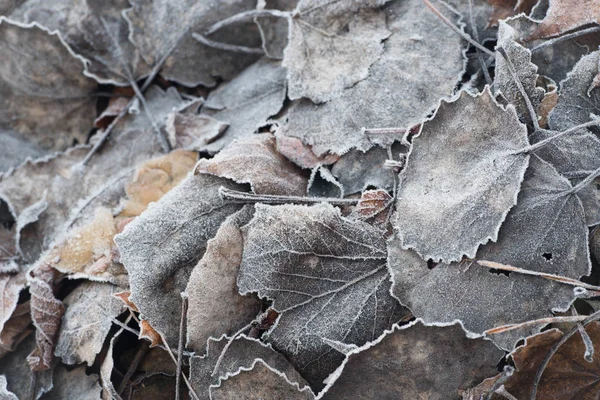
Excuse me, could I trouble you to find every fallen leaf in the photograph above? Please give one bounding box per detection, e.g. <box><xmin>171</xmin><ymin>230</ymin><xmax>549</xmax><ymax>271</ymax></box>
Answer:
<box><xmin>0</xmin><ymin>18</ymin><xmax>97</xmax><ymax>151</ymax></box>
<box><xmin>352</xmin><ymin>189</ymin><xmax>392</xmax><ymax>221</ymax></box>
<box><xmin>139</xmin><ymin>320</ymin><xmax>163</xmax><ymax>348</ymax></box>
<box><xmin>42</xmin><ymin>364</ymin><xmax>102</xmax><ymax>400</ymax></box>
<box><xmin>279</xmin><ymin>0</ymin><xmax>466</xmax><ymax>156</ymax></box>
<box><xmin>199</xmin><ymin>58</ymin><xmax>287</xmax><ymax>154</ymax></box>
<box><xmin>54</xmin><ymin>282</ymin><xmax>125</xmax><ymax>366</ymax></box>
<box><xmin>283</xmin><ymin>0</ymin><xmax>391</xmax><ymax>103</ymax></box>
<box><xmin>254</xmin><ymin>0</ymin><xmax>297</xmax><ymax>59</ymax></box>
<box><xmin>165</xmin><ymin>112</ymin><xmax>228</xmax><ymax>151</ymax></box>
<box><xmin>530</xmin><ymin>0</ymin><xmax>600</xmax><ymax>40</ymax></box>
<box><xmin>394</xmin><ymin>88</ymin><xmax>529</xmax><ymax>263</ymax></box>
<box><xmin>320</xmin><ymin>320</ymin><xmax>503</xmax><ymax>399</ymax></box>
<box><xmin>0</xmin><ymin>130</ymin><xmax>47</xmax><ymax>173</ymax></box>
<box><xmin>238</xmin><ymin>203</ymin><xmax>409</xmax><ymax>389</ymax></box>
<box><xmin>189</xmin><ymin>334</ymin><xmax>311</xmax><ymax>399</ymax></box>
<box><xmin>0</xmin><ymin>302</ymin><xmax>32</xmax><ymax>359</ymax></box>
<box><xmin>114</xmin><ymin>291</ymin><xmax>139</xmax><ymax>312</ymax></box>
<box><xmin>275</xmin><ymin>135</ymin><xmax>340</xmax><ymax>169</ymax></box>
<box><xmin>211</xmin><ymin>359</ymin><xmax>315</xmax><ymax>400</ymax></box>
<box><xmin>195</xmin><ymin>132</ymin><xmax>308</xmax><ymax>196</ymax></box>
<box><xmin>185</xmin><ymin>206</ymin><xmax>262</xmax><ymax>353</ymax></box>
<box><xmin>0</xmin><ymin>272</ymin><xmax>26</xmax><ymax>341</ymax></box>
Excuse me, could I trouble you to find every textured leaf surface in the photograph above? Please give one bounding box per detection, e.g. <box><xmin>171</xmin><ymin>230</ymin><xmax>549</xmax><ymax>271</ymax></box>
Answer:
<box><xmin>185</xmin><ymin>206</ymin><xmax>262</xmax><ymax>353</ymax></box>
<box><xmin>530</xmin><ymin>0</ymin><xmax>600</xmax><ymax>40</ymax></box>
<box><xmin>321</xmin><ymin>321</ymin><xmax>503</xmax><ymax>400</ymax></box>
<box><xmin>283</xmin><ymin>0</ymin><xmax>390</xmax><ymax>103</ymax></box>
<box><xmin>0</xmin><ymin>18</ymin><xmax>97</xmax><ymax>151</ymax></box>
<box><xmin>279</xmin><ymin>0</ymin><xmax>466</xmax><ymax>156</ymax></box>
<box><xmin>42</xmin><ymin>364</ymin><xmax>102</xmax><ymax>400</ymax></box>
<box><xmin>395</xmin><ymin>88</ymin><xmax>529</xmax><ymax>263</ymax></box>
<box><xmin>238</xmin><ymin>203</ymin><xmax>408</xmax><ymax>389</ymax></box>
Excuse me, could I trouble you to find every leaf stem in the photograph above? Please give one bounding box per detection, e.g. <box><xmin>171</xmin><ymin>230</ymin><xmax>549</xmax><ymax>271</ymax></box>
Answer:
<box><xmin>517</xmin><ymin>120</ymin><xmax>600</xmax><ymax>154</ymax></box>
<box><xmin>531</xmin><ymin>26</ymin><xmax>600</xmax><ymax>53</ymax></box>
<box><xmin>204</xmin><ymin>9</ymin><xmax>291</xmax><ymax>36</ymax></box>
<box><xmin>219</xmin><ymin>187</ymin><xmax>359</xmax><ymax>205</ymax></box>
<box><xmin>192</xmin><ymin>33</ymin><xmax>265</xmax><ymax>54</ymax></box>
<box><xmin>175</xmin><ymin>293</ymin><xmax>188</xmax><ymax>400</ymax></box>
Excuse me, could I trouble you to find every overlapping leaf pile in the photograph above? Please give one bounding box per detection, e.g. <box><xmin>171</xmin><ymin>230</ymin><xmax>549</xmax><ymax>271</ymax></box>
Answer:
<box><xmin>1</xmin><ymin>0</ymin><xmax>600</xmax><ymax>399</ymax></box>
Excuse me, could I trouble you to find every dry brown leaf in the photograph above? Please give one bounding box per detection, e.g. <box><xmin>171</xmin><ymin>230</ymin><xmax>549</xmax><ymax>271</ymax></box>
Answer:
<box><xmin>166</xmin><ymin>112</ymin><xmax>229</xmax><ymax>151</ymax></box>
<box><xmin>139</xmin><ymin>320</ymin><xmax>163</xmax><ymax>348</ymax></box>
<box><xmin>352</xmin><ymin>189</ymin><xmax>392</xmax><ymax>221</ymax></box>
<box><xmin>0</xmin><ymin>302</ymin><xmax>32</xmax><ymax>359</ymax></box>
<box><xmin>42</xmin><ymin>364</ymin><xmax>102</xmax><ymax>400</ymax></box>
<box><xmin>195</xmin><ymin>133</ymin><xmax>308</xmax><ymax>196</ymax></box>
<box><xmin>530</xmin><ymin>0</ymin><xmax>600</xmax><ymax>40</ymax></box>
<box><xmin>275</xmin><ymin>136</ymin><xmax>340</xmax><ymax>169</ymax></box>
<box><xmin>114</xmin><ymin>291</ymin><xmax>139</xmax><ymax>312</ymax></box>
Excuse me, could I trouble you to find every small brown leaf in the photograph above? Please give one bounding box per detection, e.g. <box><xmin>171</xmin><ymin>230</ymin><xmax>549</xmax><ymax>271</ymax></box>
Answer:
<box><xmin>0</xmin><ymin>302</ymin><xmax>32</xmax><ymax>359</ymax></box>
<box><xmin>275</xmin><ymin>135</ymin><xmax>340</xmax><ymax>169</ymax></box>
<box><xmin>166</xmin><ymin>112</ymin><xmax>228</xmax><ymax>150</ymax></box>
<box><xmin>353</xmin><ymin>189</ymin><xmax>392</xmax><ymax>221</ymax></box>
<box><xmin>114</xmin><ymin>291</ymin><xmax>139</xmax><ymax>313</ymax></box>
<box><xmin>139</xmin><ymin>320</ymin><xmax>162</xmax><ymax>348</ymax></box>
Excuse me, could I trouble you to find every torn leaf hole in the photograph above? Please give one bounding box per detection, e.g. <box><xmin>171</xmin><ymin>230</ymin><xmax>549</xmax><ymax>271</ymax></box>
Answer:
<box><xmin>427</xmin><ymin>259</ymin><xmax>438</xmax><ymax>269</ymax></box>
<box><xmin>542</xmin><ymin>252</ymin><xmax>553</xmax><ymax>261</ymax></box>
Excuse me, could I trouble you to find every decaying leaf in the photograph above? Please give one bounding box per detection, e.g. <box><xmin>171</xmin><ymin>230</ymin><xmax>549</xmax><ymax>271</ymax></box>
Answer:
<box><xmin>238</xmin><ymin>203</ymin><xmax>408</xmax><ymax>388</ymax></box>
<box><xmin>320</xmin><ymin>321</ymin><xmax>503</xmax><ymax>399</ymax></box>
<box><xmin>186</xmin><ymin>206</ymin><xmax>262</xmax><ymax>353</ymax></box>
<box><xmin>125</xmin><ymin>0</ymin><xmax>261</xmax><ymax>87</ymax></box>
<box><xmin>279</xmin><ymin>0</ymin><xmax>466</xmax><ymax>156</ymax></box>
<box><xmin>54</xmin><ymin>282</ymin><xmax>125</xmax><ymax>366</ymax></box>
<box><xmin>139</xmin><ymin>320</ymin><xmax>163</xmax><ymax>348</ymax></box>
<box><xmin>549</xmin><ymin>50</ymin><xmax>600</xmax><ymax>134</ymax></box>
<box><xmin>42</xmin><ymin>364</ymin><xmax>102</xmax><ymax>400</ymax></box>
<box><xmin>352</xmin><ymin>189</ymin><xmax>392</xmax><ymax>222</ymax></box>
<box><xmin>165</xmin><ymin>112</ymin><xmax>229</xmax><ymax>151</ymax></box>
<box><xmin>530</xmin><ymin>0</ymin><xmax>600</xmax><ymax>40</ymax></box>
<box><xmin>0</xmin><ymin>302</ymin><xmax>32</xmax><ymax>359</ymax></box>
<box><xmin>8</xmin><ymin>0</ymin><xmax>149</xmax><ymax>86</ymax></box>
<box><xmin>195</xmin><ymin>133</ymin><xmax>308</xmax><ymax>196</ymax></box>
<box><xmin>189</xmin><ymin>334</ymin><xmax>311</xmax><ymax>399</ymax></box>
<box><xmin>495</xmin><ymin>18</ymin><xmax>545</xmax><ymax>125</ymax></box>
<box><xmin>394</xmin><ymin>88</ymin><xmax>529</xmax><ymax>263</ymax></box>
<box><xmin>0</xmin><ymin>272</ymin><xmax>26</xmax><ymax>339</ymax></box>
<box><xmin>115</xmin><ymin>172</ymin><xmax>245</xmax><ymax>346</ymax></box>
<box><xmin>199</xmin><ymin>58</ymin><xmax>287</xmax><ymax>154</ymax></box>
<box><xmin>283</xmin><ymin>0</ymin><xmax>390</xmax><ymax>103</ymax></box>
<box><xmin>275</xmin><ymin>135</ymin><xmax>340</xmax><ymax>169</ymax></box>
<box><xmin>211</xmin><ymin>359</ymin><xmax>315</xmax><ymax>400</ymax></box>
<box><xmin>0</xmin><ymin>17</ymin><xmax>97</xmax><ymax>151</ymax></box>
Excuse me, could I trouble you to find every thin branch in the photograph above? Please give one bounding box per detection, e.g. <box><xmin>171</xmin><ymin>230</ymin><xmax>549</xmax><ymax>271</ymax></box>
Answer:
<box><xmin>192</xmin><ymin>33</ymin><xmax>264</xmax><ymax>54</ymax></box>
<box><xmin>117</xmin><ymin>343</ymin><xmax>149</xmax><ymax>395</ymax></box>
<box><xmin>175</xmin><ymin>294</ymin><xmax>188</xmax><ymax>400</ymax></box>
<box><xmin>219</xmin><ymin>187</ymin><xmax>360</xmax><ymax>205</ymax></box>
<box><xmin>531</xmin><ymin>26</ymin><xmax>600</xmax><ymax>53</ymax></box>
<box><xmin>530</xmin><ymin>310</ymin><xmax>600</xmax><ymax>400</ymax></box>
<box><xmin>496</xmin><ymin>47</ymin><xmax>540</xmax><ymax>131</ymax></box>
<box><xmin>475</xmin><ymin>260</ymin><xmax>600</xmax><ymax>293</ymax></box>
<box><xmin>572</xmin><ymin>307</ymin><xmax>595</xmax><ymax>363</ymax></box>
<box><xmin>518</xmin><ymin>120</ymin><xmax>600</xmax><ymax>154</ymax></box>
<box><xmin>205</xmin><ymin>9</ymin><xmax>290</xmax><ymax>35</ymax></box>
<box><xmin>161</xmin><ymin>336</ymin><xmax>201</xmax><ymax>400</ymax></box>
<box><xmin>484</xmin><ymin>315</ymin><xmax>589</xmax><ymax>335</ymax></box>
<box><xmin>421</xmin><ymin>0</ymin><xmax>495</xmax><ymax>57</ymax></box>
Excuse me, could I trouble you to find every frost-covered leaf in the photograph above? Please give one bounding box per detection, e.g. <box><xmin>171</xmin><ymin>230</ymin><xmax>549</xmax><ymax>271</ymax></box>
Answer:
<box><xmin>470</xmin><ymin>324</ymin><xmax>600</xmax><ymax>399</ymax></box>
<box><xmin>0</xmin><ymin>272</ymin><xmax>26</xmax><ymax>341</ymax></box>
<box><xmin>0</xmin><ymin>335</ymin><xmax>53</xmax><ymax>399</ymax></box>
<box><xmin>195</xmin><ymin>133</ymin><xmax>308</xmax><ymax>196</ymax></box>
<box><xmin>275</xmin><ymin>135</ymin><xmax>340</xmax><ymax>169</ymax></box>
<box><xmin>42</xmin><ymin>364</ymin><xmax>102</xmax><ymax>400</ymax></box>
<box><xmin>549</xmin><ymin>50</ymin><xmax>600</xmax><ymax>133</ymax></box>
<box><xmin>199</xmin><ymin>58</ymin><xmax>287</xmax><ymax>153</ymax></box>
<box><xmin>0</xmin><ymin>86</ymin><xmax>188</xmax><ymax>264</ymax></box>
<box><xmin>320</xmin><ymin>321</ymin><xmax>503</xmax><ymax>399</ymax></box>
<box><xmin>186</xmin><ymin>206</ymin><xmax>262</xmax><ymax>353</ymax></box>
<box><xmin>351</xmin><ymin>189</ymin><xmax>392</xmax><ymax>223</ymax></box>
<box><xmin>279</xmin><ymin>0</ymin><xmax>466</xmax><ymax>156</ymax></box>
<box><xmin>238</xmin><ymin>203</ymin><xmax>408</xmax><ymax>388</ymax></box>
<box><xmin>495</xmin><ymin>18</ymin><xmax>545</xmax><ymax>125</ymax></box>
<box><xmin>391</xmin><ymin>155</ymin><xmax>591</xmax><ymax>349</ymax></box>
<box><xmin>530</xmin><ymin>0</ymin><xmax>600</xmax><ymax>40</ymax></box>
<box><xmin>0</xmin><ymin>375</ymin><xmax>17</xmax><ymax>400</ymax></box>
<box><xmin>394</xmin><ymin>88</ymin><xmax>529</xmax><ymax>263</ymax></box>
<box><xmin>0</xmin><ymin>302</ymin><xmax>31</xmax><ymax>359</ymax></box>
<box><xmin>0</xmin><ymin>17</ymin><xmax>97</xmax><ymax>151</ymax></box>
<box><xmin>125</xmin><ymin>0</ymin><xmax>261</xmax><ymax>87</ymax></box>
<box><xmin>166</xmin><ymin>112</ymin><xmax>229</xmax><ymax>151</ymax></box>
<box><xmin>255</xmin><ymin>0</ymin><xmax>297</xmax><ymax>59</ymax></box>
<box><xmin>189</xmin><ymin>334</ymin><xmax>311</xmax><ymax>400</ymax></box>
<box><xmin>283</xmin><ymin>0</ymin><xmax>390</xmax><ymax>103</ymax></box>
<box><xmin>0</xmin><ymin>130</ymin><xmax>47</xmax><ymax>173</ymax></box>
<box><xmin>9</xmin><ymin>0</ymin><xmax>149</xmax><ymax>85</ymax></box>
<box><xmin>115</xmin><ymin>172</ymin><xmax>245</xmax><ymax>347</ymax></box>
<box><xmin>211</xmin><ymin>360</ymin><xmax>315</xmax><ymax>400</ymax></box>
<box><xmin>54</xmin><ymin>282</ymin><xmax>125</xmax><ymax>366</ymax></box>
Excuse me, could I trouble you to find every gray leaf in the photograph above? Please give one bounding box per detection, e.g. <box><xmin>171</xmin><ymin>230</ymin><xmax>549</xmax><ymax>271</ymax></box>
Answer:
<box><xmin>0</xmin><ymin>18</ymin><xmax>97</xmax><ymax>151</ymax></box>
<box><xmin>54</xmin><ymin>282</ymin><xmax>125</xmax><ymax>366</ymax></box>
<box><xmin>115</xmin><ymin>173</ymin><xmax>245</xmax><ymax>347</ymax></box>
<box><xmin>41</xmin><ymin>364</ymin><xmax>101</xmax><ymax>400</ymax></box>
<box><xmin>321</xmin><ymin>321</ymin><xmax>503</xmax><ymax>400</ymax></box>
<box><xmin>185</xmin><ymin>206</ymin><xmax>262</xmax><ymax>353</ymax></box>
<box><xmin>0</xmin><ymin>130</ymin><xmax>47</xmax><ymax>173</ymax></box>
<box><xmin>125</xmin><ymin>0</ymin><xmax>261</xmax><ymax>87</ymax></box>
<box><xmin>283</xmin><ymin>0</ymin><xmax>391</xmax><ymax>103</ymax></box>
<box><xmin>394</xmin><ymin>88</ymin><xmax>529</xmax><ymax>263</ymax></box>
<box><xmin>0</xmin><ymin>375</ymin><xmax>17</xmax><ymax>400</ymax></box>
<box><xmin>200</xmin><ymin>58</ymin><xmax>287</xmax><ymax>154</ymax></box>
<box><xmin>238</xmin><ymin>203</ymin><xmax>408</xmax><ymax>389</ymax></box>
<box><xmin>278</xmin><ymin>0</ymin><xmax>466</xmax><ymax>156</ymax></box>
<box><xmin>189</xmin><ymin>335</ymin><xmax>311</xmax><ymax>400</ymax></box>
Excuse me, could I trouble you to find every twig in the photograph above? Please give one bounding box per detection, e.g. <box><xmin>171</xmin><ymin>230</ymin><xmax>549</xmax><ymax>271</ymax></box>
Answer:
<box><xmin>484</xmin><ymin>315</ymin><xmax>590</xmax><ymax>335</ymax></box>
<box><xmin>219</xmin><ymin>187</ymin><xmax>360</xmax><ymax>205</ymax></box>
<box><xmin>421</xmin><ymin>0</ymin><xmax>495</xmax><ymax>57</ymax></box>
<box><xmin>486</xmin><ymin>366</ymin><xmax>515</xmax><ymax>400</ymax></box>
<box><xmin>475</xmin><ymin>260</ymin><xmax>600</xmax><ymax>293</ymax></box>
<box><xmin>530</xmin><ymin>309</ymin><xmax>600</xmax><ymax>399</ymax></box>
<box><xmin>117</xmin><ymin>343</ymin><xmax>149</xmax><ymax>395</ymax></box>
<box><xmin>531</xmin><ymin>26</ymin><xmax>600</xmax><ymax>53</ymax></box>
<box><xmin>192</xmin><ymin>33</ymin><xmax>264</xmax><ymax>53</ymax></box>
<box><xmin>175</xmin><ymin>293</ymin><xmax>188</xmax><ymax>400</ymax></box>
<box><xmin>161</xmin><ymin>335</ymin><xmax>201</xmax><ymax>400</ymax></box>
<box><xmin>496</xmin><ymin>47</ymin><xmax>540</xmax><ymax>131</ymax></box>
<box><xmin>468</xmin><ymin>0</ymin><xmax>492</xmax><ymax>85</ymax></box>
<box><xmin>204</xmin><ymin>9</ymin><xmax>290</xmax><ymax>36</ymax></box>
<box><xmin>361</xmin><ymin>127</ymin><xmax>407</xmax><ymax>136</ymax></box>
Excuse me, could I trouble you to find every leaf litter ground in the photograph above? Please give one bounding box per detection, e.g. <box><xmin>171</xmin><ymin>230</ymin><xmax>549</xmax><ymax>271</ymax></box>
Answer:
<box><xmin>2</xmin><ymin>0</ymin><xmax>600</xmax><ymax>399</ymax></box>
